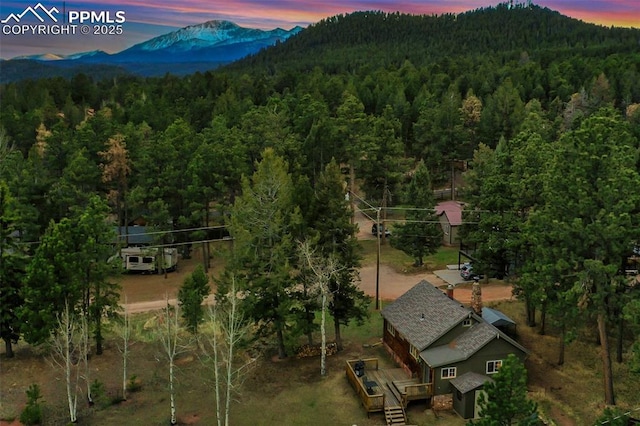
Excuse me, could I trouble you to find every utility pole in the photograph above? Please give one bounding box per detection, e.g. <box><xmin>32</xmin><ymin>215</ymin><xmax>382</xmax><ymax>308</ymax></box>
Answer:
<box><xmin>451</xmin><ymin>160</ymin><xmax>456</xmax><ymax>201</ymax></box>
<box><xmin>375</xmin><ymin>207</ymin><xmax>381</xmax><ymax>310</ymax></box>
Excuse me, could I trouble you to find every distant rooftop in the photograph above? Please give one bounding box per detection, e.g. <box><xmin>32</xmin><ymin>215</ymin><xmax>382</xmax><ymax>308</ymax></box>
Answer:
<box><xmin>435</xmin><ymin>200</ymin><xmax>465</xmax><ymax>226</ymax></box>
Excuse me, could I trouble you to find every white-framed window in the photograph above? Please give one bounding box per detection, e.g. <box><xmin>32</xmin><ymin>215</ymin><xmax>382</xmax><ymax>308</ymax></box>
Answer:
<box><xmin>441</xmin><ymin>367</ymin><xmax>456</xmax><ymax>379</ymax></box>
<box><xmin>410</xmin><ymin>345</ymin><xmax>419</xmax><ymax>360</ymax></box>
<box><xmin>486</xmin><ymin>360</ymin><xmax>502</xmax><ymax>374</ymax></box>
<box><xmin>386</xmin><ymin>321</ymin><xmax>396</xmax><ymax>336</ymax></box>
<box><xmin>462</xmin><ymin>318</ymin><xmax>473</xmax><ymax>327</ymax></box>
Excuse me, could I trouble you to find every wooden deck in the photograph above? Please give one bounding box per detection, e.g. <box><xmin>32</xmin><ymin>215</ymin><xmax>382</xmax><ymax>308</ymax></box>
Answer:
<box><xmin>346</xmin><ymin>358</ymin><xmax>433</xmax><ymax>424</ymax></box>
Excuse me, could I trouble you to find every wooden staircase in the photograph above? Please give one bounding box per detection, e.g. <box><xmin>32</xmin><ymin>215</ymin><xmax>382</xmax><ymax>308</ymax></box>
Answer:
<box><xmin>384</xmin><ymin>405</ymin><xmax>406</xmax><ymax>425</ymax></box>
<box><xmin>383</xmin><ymin>378</ymin><xmax>408</xmax><ymax>425</ymax></box>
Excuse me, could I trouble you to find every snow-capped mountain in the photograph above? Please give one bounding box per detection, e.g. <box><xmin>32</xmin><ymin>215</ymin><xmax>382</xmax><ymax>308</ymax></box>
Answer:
<box><xmin>12</xmin><ymin>50</ymin><xmax>107</xmax><ymax>61</ymax></box>
<box><xmin>1</xmin><ymin>20</ymin><xmax>303</xmax><ymax>81</ymax></box>
<box><xmin>128</xmin><ymin>20</ymin><xmax>299</xmax><ymax>52</ymax></box>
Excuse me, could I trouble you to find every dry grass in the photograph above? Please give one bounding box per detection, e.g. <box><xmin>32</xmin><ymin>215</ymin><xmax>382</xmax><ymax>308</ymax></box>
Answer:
<box><xmin>489</xmin><ymin>299</ymin><xmax>640</xmax><ymax>425</ymax></box>
<box><xmin>3</xmin><ymin>242</ymin><xmax>639</xmax><ymax>426</ymax></box>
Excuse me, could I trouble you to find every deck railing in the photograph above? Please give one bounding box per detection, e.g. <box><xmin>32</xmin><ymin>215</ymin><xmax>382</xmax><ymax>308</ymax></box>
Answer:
<box><xmin>403</xmin><ymin>382</ymin><xmax>433</xmax><ymax>404</ymax></box>
<box><xmin>346</xmin><ymin>358</ymin><xmax>385</xmax><ymax>414</ymax></box>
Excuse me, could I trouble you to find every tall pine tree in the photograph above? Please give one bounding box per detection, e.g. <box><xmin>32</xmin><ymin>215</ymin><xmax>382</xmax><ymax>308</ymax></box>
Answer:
<box><xmin>391</xmin><ymin>161</ymin><xmax>442</xmax><ymax>266</ymax></box>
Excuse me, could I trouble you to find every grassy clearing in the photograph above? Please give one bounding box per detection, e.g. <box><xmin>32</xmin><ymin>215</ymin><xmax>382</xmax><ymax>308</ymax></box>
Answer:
<box><xmin>359</xmin><ymin>241</ymin><xmax>460</xmax><ymax>272</ymax></box>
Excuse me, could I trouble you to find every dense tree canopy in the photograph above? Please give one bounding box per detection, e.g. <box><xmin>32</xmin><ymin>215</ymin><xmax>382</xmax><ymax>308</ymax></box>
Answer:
<box><xmin>1</xmin><ymin>7</ymin><xmax>639</xmax><ymax>402</ymax></box>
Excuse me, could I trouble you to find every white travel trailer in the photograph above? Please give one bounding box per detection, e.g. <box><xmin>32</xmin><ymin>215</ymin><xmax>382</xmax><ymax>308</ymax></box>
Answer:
<box><xmin>120</xmin><ymin>246</ymin><xmax>178</xmax><ymax>273</ymax></box>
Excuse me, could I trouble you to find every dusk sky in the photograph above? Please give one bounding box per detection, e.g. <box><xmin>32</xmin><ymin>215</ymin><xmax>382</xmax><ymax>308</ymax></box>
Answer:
<box><xmin>1</xmin><ymin>0</ymin><xmax>638</xmax><ymax>59</ymax></box>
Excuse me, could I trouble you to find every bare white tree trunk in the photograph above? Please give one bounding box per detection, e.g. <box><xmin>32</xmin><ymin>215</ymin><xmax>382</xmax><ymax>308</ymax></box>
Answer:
<box><xmin>118</xmin><ymin>295</ymin><xmax>132</xmax><ymax>401</ymax></box>
<box><xmin>320</xmin><ymin>291</ymin><xmax>327</xmax><ymax>376</ymax></box>
<box><xmin>298</xmin><ymin>241</ymin><xmax>341</xmax><ymax>377</ymax></box>
<box><xmin>79</xmin><ymin>312</ymin><xmax>92</xmax><ymax>406</ymax></box>
<box><xmin>224</xmin><ymin>278</ymin><xmax>241</xmax><ymax>426</ymax></box>
<box><xmin>49</xmin><ymin>300</ymin><xmax>81</xmax><ymax>423</ymax></box>
<box><xmin>157</xmin><ymin>295</ymin><xmax>185</xmax><ymax>425</ymax></box>
<box><xmin>205</xmin><ymin>276</ymin><xmax>255</xmax><ymax>426</ymax></box>
<box><xmin>209</xmin><ymin>304</ymin><xmax>222</xmax><ymax>426</ymax></box>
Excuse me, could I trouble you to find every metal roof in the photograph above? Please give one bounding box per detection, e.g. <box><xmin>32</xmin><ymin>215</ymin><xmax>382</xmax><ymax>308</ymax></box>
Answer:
<box><xmin>482</xmin><ymin>307</ymin><xmax>516</xmax><ymax>328</ymax></box>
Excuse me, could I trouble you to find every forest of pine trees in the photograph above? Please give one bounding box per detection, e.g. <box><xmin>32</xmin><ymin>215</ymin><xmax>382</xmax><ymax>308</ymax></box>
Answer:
<box><xmin>1</xmin><ymin>4</ymin><xmax>639</xmax><ymax>420</ymax></box>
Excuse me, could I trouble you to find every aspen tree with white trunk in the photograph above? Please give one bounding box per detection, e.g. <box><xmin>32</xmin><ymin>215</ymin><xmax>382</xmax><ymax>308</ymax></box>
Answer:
<box><xmin>157</xmin><ymin>296</ymin><xmax>187</xmax><ymax>425</ymax></box>
<box><xmin>117</xmin><ymin>295</ymin><xmax>132</xmax><ymax>401</ymax></box>
<box><xmin>298</xmin><ymin>241</ymin><xmax>341</xmax><ymax>376</ymax></box>
<box><xmin>205</xmin><ymin>275</ymin><xmax>255</xmax><ymax>426</ymax></box>
<box><xmin>48</xmin><ymin>300</ymin><xmax>82</xmax><ymax>423</ymax></box>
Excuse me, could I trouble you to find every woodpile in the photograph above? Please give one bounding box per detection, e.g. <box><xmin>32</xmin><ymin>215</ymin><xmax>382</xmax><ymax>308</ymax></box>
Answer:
<box><xmin>296</xmin><ymin>342</ymin><xmax>338</xmax><ymax>358</ymax></box>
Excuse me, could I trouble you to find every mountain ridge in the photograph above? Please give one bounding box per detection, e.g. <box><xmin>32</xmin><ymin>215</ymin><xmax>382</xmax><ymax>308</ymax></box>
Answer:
<box><xmin>2</xmin><ymin>5</ymin><xmax>638</xmax><ymax>83</ymax></box>
<box><xmin>0</xmin><ymin>19</ymin><xmax>302</xmax><ymax>81</ymax></box>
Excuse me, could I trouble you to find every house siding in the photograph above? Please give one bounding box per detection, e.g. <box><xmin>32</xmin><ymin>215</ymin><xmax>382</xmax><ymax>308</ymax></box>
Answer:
<box><xmin>383</xmin><ymin>319</ymin><xmax>422</xmax><ymax>378</ymax></box>
<box><xmin>452</xmin><ymin>388</ymin><xmax>478</xmax><ymax>419</ymax></box>
<box><xmin>432</xmin><ymin>338</ymin><xmax>527</xmax><ymax>395</ymax></box>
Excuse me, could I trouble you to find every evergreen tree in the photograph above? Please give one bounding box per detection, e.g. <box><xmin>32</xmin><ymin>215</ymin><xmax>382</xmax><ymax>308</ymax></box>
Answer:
<box><xmin>471</xmin><ymin>354</ymin><xmax>538</xmax><ymax>426</ymax></box>
<box><xmin>74</xmin><ymin>196</ymin><xmax>120</xmax><ymax>355</ymax></box>
<box><xmin>225</xmin><ymin>148</ymin><xmax>303</xmax><ymax>358</ymax></box>
<box><xmin>178</xmin><ymin>265</ymin><xmax>210</xmax><ymax>336</ymax></box>
<box><xmin>20</xmin><ymin>196</ymin><xmax>119</xmax><ymax>351</ymax></box>
<box><xmin>308</xmin><ymin>160</ymin><xmax>368</xmax><ymax>351</ymax></box>
<box><xmin>0</xmin><ymin>182</ymin><xmax>26</xmax><ymax>357</ymax></box>
<box><xmin>21</xmin><ymin>218</ymin><xmax>85</xmax><ymax>345</ymax></box>
<box><xmin>391</xmin><ymin>161</ymin><xmax>442</xmax><ymax>266</ymax></box>
<box><xmin>528</xmin><ymin>108</ymin><xmax>640</xmax><ymax>405</ymax></box>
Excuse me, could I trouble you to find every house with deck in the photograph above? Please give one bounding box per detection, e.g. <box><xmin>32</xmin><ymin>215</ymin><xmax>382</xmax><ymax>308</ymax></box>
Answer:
<box><xmin>347</xmin><ymin>279</ymin><xmax>527</xmax><ymax>422</ymax></box>
<box><xmin>383</xmin><ymin>280</ymin><xmax>527</xmax><ymax>418</ymax></box>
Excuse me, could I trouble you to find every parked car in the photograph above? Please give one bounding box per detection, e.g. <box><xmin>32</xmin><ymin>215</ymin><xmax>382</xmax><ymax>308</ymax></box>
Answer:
<box><xmin>460</xmin><ymin>263</ymin><xmax>480</xmax><ymax>281</ymax></box>
<box><xmin>371</xmin><ymin>223</ymin><xmax>391</xmax><ymax>237</ymax></box>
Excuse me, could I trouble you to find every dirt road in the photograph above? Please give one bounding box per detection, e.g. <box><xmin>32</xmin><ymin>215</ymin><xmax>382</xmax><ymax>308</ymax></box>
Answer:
<box><xmin>121</xmin><ymin>263</ymin><xmax>512</xmax><ymax>313</ymax></box>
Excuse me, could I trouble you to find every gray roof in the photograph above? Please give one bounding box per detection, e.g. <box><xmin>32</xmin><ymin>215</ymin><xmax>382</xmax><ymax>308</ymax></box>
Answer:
<box><xmin>381</xmin><ymin>280</ymin><xmax>470</xmax><ymax>350</ymax></box>
<box><xmin>420</xmin><ymin>321</ymin><xmax>498</xmax><ymax>367</ymax></box>
<box><xmin>482</xmin><ymin>307</ymin><xmax>516</xmax><ymax>327</ymax></box>
<box><xmin>450</xmin><ymin>372</ymin><xmax>493</xmax><ymax>394</ymax></box>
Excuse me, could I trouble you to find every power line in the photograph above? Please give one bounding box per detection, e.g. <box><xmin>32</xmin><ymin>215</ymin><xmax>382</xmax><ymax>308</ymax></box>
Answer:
<box><xmin>599</xmin><ymin>406</ymin><xmax>640</xmax><ymax>424</ymax></box>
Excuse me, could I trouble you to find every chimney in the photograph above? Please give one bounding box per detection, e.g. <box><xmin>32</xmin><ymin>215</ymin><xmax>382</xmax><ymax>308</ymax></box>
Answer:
<box><xmin>471</xmin><ymin>278</ymin><xmax>482</xmax><ymax>316</ymax></box>
<box><xmin>447</xmin><ymin>284</ymin><xmax>454</xmax><ymax>300</ymax></box>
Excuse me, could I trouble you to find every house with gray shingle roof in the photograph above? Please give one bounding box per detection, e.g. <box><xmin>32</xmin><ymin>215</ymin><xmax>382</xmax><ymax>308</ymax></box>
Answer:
<box><xmin>380</xmin><ymin>280</ymin><xmax>528</xmax><ymax>419</ymax></box>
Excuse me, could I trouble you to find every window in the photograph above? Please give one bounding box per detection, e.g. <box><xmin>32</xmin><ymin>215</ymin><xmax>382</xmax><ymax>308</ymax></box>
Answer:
<box><xmin>462</xmin><ymin>318</ymin><xmax>473</xmax><ymax>327</ymax></box>
<box><xmin>128</xmin><ymin>256</ymin><xmax>139</xmax><ymax>263</ymax></box>
<box><xmin>441</xmin><ymin>367</ymin><xmax>456</xmax><ymax>379</ymax></box>
<box><xmin>142</xmin><ymin>257</ymin><xmax>154</xmax><ymax>264</ymax></box>
<box><xmin>486</xmin><ymin>360</ymin><xmax>502</xmax><ymax>374</ymax></box>
<box><xmin>410</xmin><ymin>345</ymin><xmax>419</xmax><ymax>360</ymax></box>
<box><xmin>386</xmin><ymin>322</ymin><xmax>396</xmax><ymax>336</ymax></box>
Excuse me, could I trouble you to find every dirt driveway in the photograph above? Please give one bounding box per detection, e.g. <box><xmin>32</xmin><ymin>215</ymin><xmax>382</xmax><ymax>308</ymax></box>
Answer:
<box><xmin>358</xmin><ymin>264</ymin><xmax>513</xmax><ymax>304</ymax></box>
